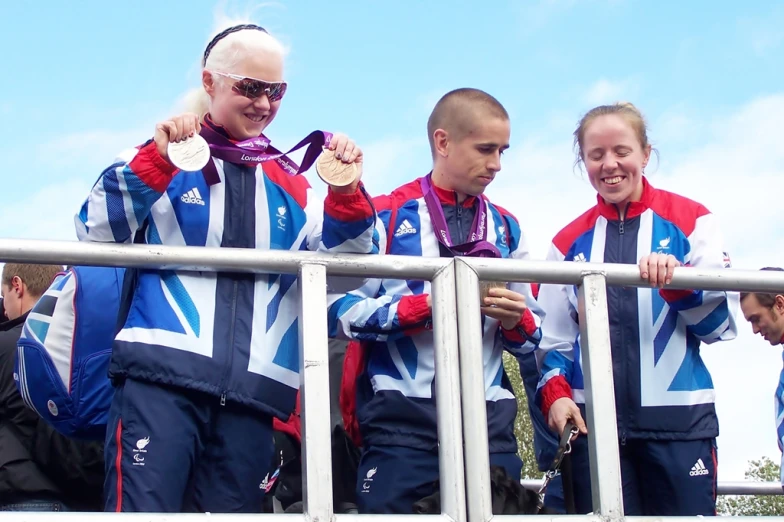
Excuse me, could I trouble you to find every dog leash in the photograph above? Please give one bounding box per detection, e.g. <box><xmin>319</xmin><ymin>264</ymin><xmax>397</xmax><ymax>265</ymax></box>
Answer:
<box><xmin>537</xmin><ymin>421</ymin><xmax>579</xmax><ymax>513</ymax></box>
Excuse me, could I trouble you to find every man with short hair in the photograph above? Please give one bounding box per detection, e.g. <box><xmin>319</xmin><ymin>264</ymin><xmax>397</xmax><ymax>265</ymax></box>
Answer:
<box><xmin>1</xmin><ymin>264</ymin><xmax>64</xmax><ymax>322</ymax></box>
<box><xmin>329</xmin><ymin>88</ymin><xmax>543</xmax><ymax>514</ymax></box>
<box><xmin>0</xmin><ymin>263</ymin><xmax>104</xmax><ymax>511</ymax></box>
<box><xmin>739</xmin><ymin>266</ymin><xmax>784</xmax><ymax>489</ymax></box>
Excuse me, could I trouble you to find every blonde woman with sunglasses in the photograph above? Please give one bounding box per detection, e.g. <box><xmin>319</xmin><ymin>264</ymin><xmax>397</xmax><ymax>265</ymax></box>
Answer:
<box><xmin>75</xmin><ymin>22</ymin><xmax>377</xmax><ymax>513</ymax></box>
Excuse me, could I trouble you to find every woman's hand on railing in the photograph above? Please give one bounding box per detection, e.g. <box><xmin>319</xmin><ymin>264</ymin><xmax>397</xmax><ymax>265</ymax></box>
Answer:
<box><xmin>639</xmin><ymin>252</ymin><xmax>681</xmax><ymax>288</ymax></box>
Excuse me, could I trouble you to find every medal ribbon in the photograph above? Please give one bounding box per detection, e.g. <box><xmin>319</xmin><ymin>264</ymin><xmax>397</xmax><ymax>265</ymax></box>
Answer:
<box><xmin>198</xmin><ymin>124</ymin><xmax>333</xmax><ymax>185</ymax></box>
<box><xmin>419</xmin><ymin>174</ymin><xmax>501</xmax><ymax>258</ymax></box>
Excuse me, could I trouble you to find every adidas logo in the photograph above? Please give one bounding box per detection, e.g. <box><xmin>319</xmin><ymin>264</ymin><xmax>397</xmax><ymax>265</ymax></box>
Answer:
<box><xmin>394</xmin><ymin>219</ymin><xmax>416</xmax><ymax>237</ymax></box>
<box><xmin>573</xmin><ymin>253</ymin><xmax>587</xmax><ymax>263</ymax></box>
<box><xmin>689</xmin><ymin>458</ymin><xmax>710</xmax><ymax>477</ymax></box>
<box><xmin>181</xmin><ymin>188</ymin><xmax>205</xmax><ymax>205</ymax></box>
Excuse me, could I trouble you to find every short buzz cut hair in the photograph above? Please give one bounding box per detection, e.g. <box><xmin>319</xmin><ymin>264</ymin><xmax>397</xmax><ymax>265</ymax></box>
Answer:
<box><xmin>426</xmin><ymin>88</ymin><xmax>509</xmax><ymax>157</ymax></box>
<box><xmin>740</xmin><ymin>267</ymin><xmax>784</xmax><ymax>308</ymax></box>
<box><xmin>2</xmin><ymin>263</ymin><xmax>63</xmax><ymax>298</ymax></box>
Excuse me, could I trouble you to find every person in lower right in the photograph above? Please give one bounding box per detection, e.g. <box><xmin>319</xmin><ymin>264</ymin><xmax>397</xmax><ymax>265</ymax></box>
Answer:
<box><xmin>738</xmin><ymin>267</ymin><xmax>784</xmax><ymax>490</ymax></box>
<box><xmin>536</xmin><ymin>102</ymin><xmax>738</xmax><ymax>516</ymax></box>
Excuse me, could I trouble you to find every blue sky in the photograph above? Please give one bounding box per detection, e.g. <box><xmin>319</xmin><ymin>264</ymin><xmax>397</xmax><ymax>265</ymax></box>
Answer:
<box><xmin>2</xmin><ymin>1</ymin><xmax>784</xmax><ymax>481</ymax></box>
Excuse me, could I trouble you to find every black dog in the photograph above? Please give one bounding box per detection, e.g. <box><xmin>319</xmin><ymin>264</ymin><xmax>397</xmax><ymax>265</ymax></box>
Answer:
<box><xmin>413</xmin><ymin>466</ymin><xmax>553</xmax><ymax>515</ymax></box>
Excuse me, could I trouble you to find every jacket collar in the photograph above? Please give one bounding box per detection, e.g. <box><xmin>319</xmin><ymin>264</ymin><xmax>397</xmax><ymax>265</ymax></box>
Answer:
<box><xmin>430</xmin><ymin>179</ymin><xmax>478</xmax><ymax>208</ymax></box>
<box><xmin>204</xmin><ymin>114</ymin><xmax>239</xmax><ymax>142</ymax></box>
<box><xmin>0</xmin><ymin>311</ymin><xmax>28</xmax><ymax>332</ymax></box>
<box><xmin>596</xmin><ymin>176</ymin><xmax>655</xmax><ymax>220</ymax></box>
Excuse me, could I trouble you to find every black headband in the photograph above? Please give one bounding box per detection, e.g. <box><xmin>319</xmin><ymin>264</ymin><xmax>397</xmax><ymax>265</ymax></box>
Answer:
<box><xmin>203</xmin><ymin>24</ymin><xmax>268</xmax><ymax>66</ymax></box>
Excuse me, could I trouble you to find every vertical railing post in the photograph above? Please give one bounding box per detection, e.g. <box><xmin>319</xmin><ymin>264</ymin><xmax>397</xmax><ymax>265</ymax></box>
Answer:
<box><xmin>578</xmin><ymin>273</ymin><xmax>624</xmax><ymax>520</ymax></box>
<box><xmin>298</xmin><ymin>263</ymin><xmax>334</xmax><ymax>522</ymax></box>
<box><xmin>454</xmin><ymin>258</ymin><xmax>492</xmax><ymax>522</ymax></box>
<box><xmin>431</xmin><ymin>262</ymin><xmax>468</xmax><ymax>522</ymax></box>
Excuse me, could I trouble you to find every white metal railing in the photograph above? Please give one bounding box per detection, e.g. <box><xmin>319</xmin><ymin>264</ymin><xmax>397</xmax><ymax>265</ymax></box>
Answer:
<box><xmin>455</xmin><ymin>256</ymin><xmax>784</xmax><ymax>522</ymax></box>
<box><xmin>0</xmin><ymin>238</ymin><xmax>783</xmax><ymax>522</ymax></box>
<box><xmin>518</xmin><ymin>479</ymin><xmax>784</xmax><ymax>497</ymax></box>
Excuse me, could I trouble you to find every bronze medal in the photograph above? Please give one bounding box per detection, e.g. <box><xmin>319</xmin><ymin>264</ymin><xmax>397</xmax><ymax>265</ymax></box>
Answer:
<box><xmin>315</xmin><ymin>148</ymin><xmax>358</xmax><ymax>187</ymax></box>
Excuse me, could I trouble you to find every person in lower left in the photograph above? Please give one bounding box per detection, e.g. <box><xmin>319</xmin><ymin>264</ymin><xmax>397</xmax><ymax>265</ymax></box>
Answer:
<box><xmin>0</xmin><ymin>263</ymin><xmax>105</xmax><ymax>512</ymax></box>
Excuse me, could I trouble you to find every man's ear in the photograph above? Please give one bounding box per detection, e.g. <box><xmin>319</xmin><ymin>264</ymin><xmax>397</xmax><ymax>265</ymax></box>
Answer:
<box><xmin>433</xmin><ymin>129</ymin><xmax>449</xmax><ymax>158</ymax></box>
<box><xmin>775</xmin><ymin>294</ymin><xmax>784</xmax><ymax>315</ymax></box>
<box><xmin>11</xmin><ymin>276</ymin><xmax>25</xmax><ymax>297</ymax></box>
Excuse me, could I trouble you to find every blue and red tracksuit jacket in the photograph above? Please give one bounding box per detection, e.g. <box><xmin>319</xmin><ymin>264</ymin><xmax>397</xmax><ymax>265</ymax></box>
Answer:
<box><xmin>328</xmin><ymin>177</ymin><xmax>543</xmax><ymax>453</ymax></box>
<box><xmin>536</xmin><ymin>177</ymin><xmax>738</xmax><ymax>441</ymax></box>
<box><xmin>76</xmin><ymin>122</ymin><xmax>378</xmax><ymax>421</ymax></box>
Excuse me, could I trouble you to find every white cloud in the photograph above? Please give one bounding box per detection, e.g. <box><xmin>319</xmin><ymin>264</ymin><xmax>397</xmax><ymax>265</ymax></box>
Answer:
<box><xmin>359</xmin><ymin>136</ymin><xmax>427</xmax><ymax>195</ymax></box>
<box><xmin>751</xmin><ymin>30</ymin><xmax>783</xmax><ymax>55</ymax></box>
<box><xmin>649</xmin><ymin>105</ymin><xmax>702</xmax><ymax>150</ymax></box>
<box><xmin>582</xmin><ymin>77</ymin><xmax>641</xmax><ymax>107</ymax></box>
<box><xmin>40</xmin><ymin>127</ymin><xmax>152</xmax><ymax>171</ymax></box>
<box><xmin>737</xmin><ymin>8</ymin><xmax>784</xmax><ymax>55</ymax></box>
<box><xmin>518</xmin><ymin>0</ymin><xmax>578</xmax><ymax>33</ymax></box>
<box><xmin>0</xmin><ymin>178</ymin><xmax>94</xmax><ymax>241</ymax></box>
<box><xmin>518</xmin><ymin>0</ymin><xmax>626</xmax><ymax>34</ymax></box>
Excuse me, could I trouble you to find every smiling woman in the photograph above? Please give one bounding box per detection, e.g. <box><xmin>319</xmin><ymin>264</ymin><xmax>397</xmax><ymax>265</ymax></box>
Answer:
<box><xmin>182</xmin><ymin>24</ymin><xmax>288</xmax><ymax>140</ymax></box>
<box><xmin>534</xmin><ymin>101</ymin><xmax>739</xmax><ymax>516</ymax></box>
<box><xmin>575</xmin><ymin>102</ymin><xmax>652</xmax><ymax>212</ymax></box>
<box><xmin>72</xmin><ymin>16</ymin><xmax>379</xmax><ymax>515</ymax></box>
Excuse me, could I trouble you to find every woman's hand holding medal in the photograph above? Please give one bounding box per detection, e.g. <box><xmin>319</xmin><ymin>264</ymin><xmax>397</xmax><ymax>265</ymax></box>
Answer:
<box><xmin>152</xmin><ymin>115</ymin><xmax>364</xmax><ymax>191</ymax></box>
<box><xmin>155</xmin><ymin>113</ymin><xmax>208</xmax><ymax>170</ymax></box>
<box><xmin>316</xmin><ymin>133</ymin><xmax>363</xmax><ymax>194</ymax></box>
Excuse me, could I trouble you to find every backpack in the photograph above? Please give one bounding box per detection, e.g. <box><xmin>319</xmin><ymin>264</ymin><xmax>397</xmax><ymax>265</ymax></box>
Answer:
<box><xmin>14</xmin><ymin>265</ymin><xmax>126</xmax><ymax>440</ymax></box>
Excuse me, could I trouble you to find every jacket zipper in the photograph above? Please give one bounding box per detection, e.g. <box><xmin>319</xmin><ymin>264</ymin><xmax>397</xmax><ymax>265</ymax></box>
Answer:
<box><xmin>615</xmin><ymin>203</ymin><xmax>628</xmax><ymax>442</ymax></box>
<box><xmin>221</xmin><ymin>280</ymin><xmax>238</xmax><ymax>407</ymax></box>
<box><xmin>455</xmin><ymin>194</ymin><xmax>464</xmax><ymax>243</ymax></box>
<box><xmin>220</xmin><ymin>169</ymin><xmax>246</xmax><ymax>406</ymax></box>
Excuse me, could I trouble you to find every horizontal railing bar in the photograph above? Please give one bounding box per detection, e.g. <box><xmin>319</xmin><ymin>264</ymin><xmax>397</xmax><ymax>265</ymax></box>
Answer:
<box><xmin>490</xmin><ymin>515</ymin><xmax>607</xmax><ymax>522</ymax></box>
<box><xmin>334</xmin><ymin>513</ymin><xmax>453</xmax><ymax>522</ymax></box>
<box><xmin>626</xmin><ymin>518</ymin><xmax>783</xmax><ymax>522</ymax></box>
<box><xmin>0</xmin><ymin>514</ymin><xmax>458</xmax><ymax>521</ymax></box>
<box><xmin>4</xmin><ymin>514</ymin><xmax>777</xmax><ymax>521</ymax></box>
<box><xmin>0</xmin><ymin>515</ymin><xmax>294</xmax><ymax>521</ymax></box>
<box><xmin>490</xmin><ymin>515</ymin><xmax>781</xmax><ymax>522</ymax></box>
<box><xmin>460</xmin><ymin>257</ymin><xmax>784</xmax><ymax>293</ymax></box>
<box><xmin>3</xmin><ymin>239</ymin><xmax>784</xmax><ymax>294</ymax></box>
<box><xmin>717</xmin><ymin>481</ymin><xmax>784</xmax><ymax>495</ymax></box>
<box><xmin>520</xmin><ymin>479</ymin><xmax>784</xmax><ymax>496</ymax></box>
<box><xmin>0</xmin><ymin>239</ymin><xmax>449</xmax><ymax>280</ymax></box>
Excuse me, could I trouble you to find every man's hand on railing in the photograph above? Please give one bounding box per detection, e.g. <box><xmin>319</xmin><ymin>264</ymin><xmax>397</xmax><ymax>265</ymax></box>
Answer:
<box><xmin>548</xmin><ymin>397</ymin><xmax>588</xmax><ymax>440</ymax></box>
